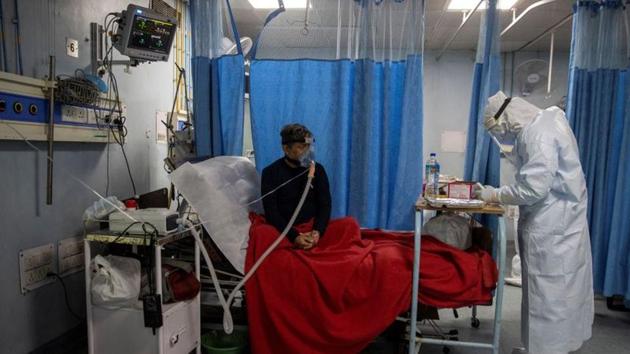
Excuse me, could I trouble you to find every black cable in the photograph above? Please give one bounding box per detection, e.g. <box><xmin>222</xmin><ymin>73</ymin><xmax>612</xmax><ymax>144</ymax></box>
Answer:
<box><xmin>168</xmin><ymin>66</ymin><xmax>183</xmax><ymax>132</ymax></box>
<box><xmin>107</xmin><ymin>221</ymin><xmax>144</xmax><ymax>244</ymax></box>
<box><xmin>112</xmin><ymin>125</ymin><xmax>137</xmax><ymax>196</ymax></box>
<box><xmin>112</xmin><ymin>221</ymin><xmax>159</xmax><ymax>243</ymax></box>
<box><xmin>163</xmin><ymin>65</ymin><xmax>194</xmax><ymax>172</ymax></box>
<box><xmin>47</xmin><ymin>272</ymin><xmax>84</xmax><ymax>322</ymax></box>
<box><xmin>106</xmin><ymin>127</ymin><xmax>111</xmax><ymax>196</ymax></box>
<box><xmin>97</xmin><ymin>13</ymin><xmax>137</xmax><ymax>196</ymax></box>
<box><xmin>180</xmin><ymin>65</ymin><xmax>193</xmax><ymax>128</ymax></box>
<box><xmin>100</xmin><ymin>23</ymin><xmax>136</xmax><ymax>196</ymax></box>
<box><xmin>141</xmin><ymin>223</ymin><xmax>159</xmax><ymax>295</ymax></box>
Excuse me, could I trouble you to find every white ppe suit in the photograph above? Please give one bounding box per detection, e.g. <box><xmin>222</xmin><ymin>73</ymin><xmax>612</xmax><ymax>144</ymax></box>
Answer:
<box><xmin>483</xmin><ymin>91</ymin><xmax>594</xmax><ymax>354</ymax></box>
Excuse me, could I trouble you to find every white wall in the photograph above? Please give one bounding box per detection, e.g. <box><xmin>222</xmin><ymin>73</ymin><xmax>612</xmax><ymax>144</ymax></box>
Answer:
<box><xmin>423</xmin><ymin>50</ymin><xmax>477</xmax><ymax>178</ymax></box>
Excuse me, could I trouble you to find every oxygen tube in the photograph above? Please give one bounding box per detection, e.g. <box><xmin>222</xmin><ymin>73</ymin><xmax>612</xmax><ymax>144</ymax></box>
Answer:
<box><xmin>184</xmin><ymin>161</ymin><xmax>316</xmax><ymax>334</ymax></box>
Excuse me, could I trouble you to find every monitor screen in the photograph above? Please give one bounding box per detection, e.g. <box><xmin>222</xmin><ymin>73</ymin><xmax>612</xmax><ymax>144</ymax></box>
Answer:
<box><xmin>127</xmin><ymin>14</ymin><xmax>176</xmax><ymax>55</ymax></box>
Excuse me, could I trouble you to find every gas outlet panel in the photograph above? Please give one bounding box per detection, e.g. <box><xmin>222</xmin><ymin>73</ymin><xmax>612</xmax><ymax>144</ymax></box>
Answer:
<box><xmin>0</xmin><ymin>71</ymin><xmax>124</xmax><ymax>143</ymax></box>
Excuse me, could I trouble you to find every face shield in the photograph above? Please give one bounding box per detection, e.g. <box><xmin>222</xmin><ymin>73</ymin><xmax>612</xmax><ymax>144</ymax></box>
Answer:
<box><xmin>484</xmin><ymin>96</ymin><xmax>517</xmax><ymax>155</ymax></box>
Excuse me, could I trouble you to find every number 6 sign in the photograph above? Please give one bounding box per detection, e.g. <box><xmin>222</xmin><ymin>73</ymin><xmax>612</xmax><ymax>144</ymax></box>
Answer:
<box><xmin>66</xmin><ymin>38</ymin><xmax>79</xmax><ymax>58</ymax></box>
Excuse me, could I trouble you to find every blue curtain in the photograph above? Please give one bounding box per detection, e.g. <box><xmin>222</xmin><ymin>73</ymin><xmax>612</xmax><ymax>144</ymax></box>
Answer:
<box><xmin>250</xmin><ymin>58</ymin><xmax>423</xmax><ymax>230</ymax></box>
<box><xmin>249</xmin><ymin>0</ymin><xmax>424</xmax><ymax>230</ymax></box>
<box><xmin>464</xmin><ymin>0</ymin><xmax>501</xmax><ymax>188</ymax></box>
<box><xmin>566</xmin><ymin>0</ymin><xmax>630</xmax><ymax>303</ymax></box>
<box><xmin>191</xmin><ymin>0</ymin><xmax>244</xmax><ymax>157</ymax></box>
<box><xmin>463</xmin><ymin>0</ymin><xmax>501</xmax><ymax>233</ymax></box>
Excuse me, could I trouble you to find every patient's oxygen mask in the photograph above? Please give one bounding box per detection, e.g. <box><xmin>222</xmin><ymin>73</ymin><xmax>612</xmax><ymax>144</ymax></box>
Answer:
<box><xmin>298</xmin><ymin>144</ymin><xmax>315</xmax><ymax>168</ymax></box>
<box><xmin>284</xmin><ymin>136</ymin><xmax>315</xmax><ymax>168</ymax></box>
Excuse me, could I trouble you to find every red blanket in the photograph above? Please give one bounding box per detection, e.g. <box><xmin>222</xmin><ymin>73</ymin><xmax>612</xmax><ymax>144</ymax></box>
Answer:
<box><xmin>245</xmin><ymin>215</ymin><xmax>497</xmax><ymax>354</ymax></box>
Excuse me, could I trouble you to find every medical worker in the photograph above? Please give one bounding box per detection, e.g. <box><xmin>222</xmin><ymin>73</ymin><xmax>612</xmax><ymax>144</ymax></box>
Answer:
<box><xmin>261</xmin><ymin>123</ymin><xmax>331</xmax><ymax>250</ymax></box>
<box><xmin>475</xmin><ymin>91</ymin><xmax>594</xmax><ymax>354</ymax></box>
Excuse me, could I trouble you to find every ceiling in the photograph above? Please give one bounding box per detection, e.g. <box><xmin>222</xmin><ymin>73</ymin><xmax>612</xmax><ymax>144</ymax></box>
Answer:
<box><xmin>229</xmin><ymin>0</ymin><xmax>574</xmax><ymax>53</ymax></box>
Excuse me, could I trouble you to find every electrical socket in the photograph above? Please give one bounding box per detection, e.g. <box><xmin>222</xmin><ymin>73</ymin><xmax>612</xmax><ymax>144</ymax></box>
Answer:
<box><xmin>58</xmin><ymin>237</ymin><xmax>84</xmax><ymax>276</ymax></box>
<box><xmin>58</xmin><ymin>237</ymin><xmax>83</xmax><ymax>259</ymax></box>
<box><xmin>24</xmin><ymin>264</ymin><xmax>53</xmax><ymax>285</ymax></box>
<box><xmin>20</xmin><ymin>244</ymin><xmax>54</xmax><ymax>271</ymax></box>
<box><xmin>19</xmin><ymin>244</ymin><xmax>55</xmax><ymax>294</ymax></box>
<box><xmin>59</xmin><ymin>254</ymin><xmax>84</xmax><ymax>275</ymax></box>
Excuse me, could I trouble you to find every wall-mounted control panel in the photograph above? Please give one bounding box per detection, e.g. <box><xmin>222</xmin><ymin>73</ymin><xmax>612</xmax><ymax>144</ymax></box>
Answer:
<box><xmin>0</xmin><ymin>71</ymin><xmax>124</xmax><ymax>143</ymax></box>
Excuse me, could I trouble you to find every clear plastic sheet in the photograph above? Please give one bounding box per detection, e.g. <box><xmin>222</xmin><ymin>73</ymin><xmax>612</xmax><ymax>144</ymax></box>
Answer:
<box><xmin>170</xmin><ymin>156</ymin><xmax>262</xmax><ymax>273</ymax></box>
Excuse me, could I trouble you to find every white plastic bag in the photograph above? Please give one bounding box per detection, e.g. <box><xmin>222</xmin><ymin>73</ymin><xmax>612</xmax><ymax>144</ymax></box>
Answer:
<box><xmin>91</xmin><ymin>255</ymin><xmax>141</xmax><ymax>309</ymax></box>
<box><xmin>83</xmin><ymin>196</ymin><xmax>126</xmax><ymax>221</ymax></box>
<box><xmin>422</xmin><ymin>213</ymin><xmax>472</xmax><ymax>250</ymax></box>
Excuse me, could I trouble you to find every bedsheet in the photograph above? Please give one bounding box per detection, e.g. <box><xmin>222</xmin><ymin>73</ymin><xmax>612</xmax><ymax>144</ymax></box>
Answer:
<box><xmin>245</xmin><ymin>214</ymin><xmax>497</xmax><ymax>354</ymax></box>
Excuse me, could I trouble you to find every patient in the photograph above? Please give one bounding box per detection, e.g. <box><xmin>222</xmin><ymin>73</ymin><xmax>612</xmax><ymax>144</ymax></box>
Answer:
<box><xmin>261</xmin><ymin>123</ymin><xmax>331</xmax><ymax>250</ymax></box>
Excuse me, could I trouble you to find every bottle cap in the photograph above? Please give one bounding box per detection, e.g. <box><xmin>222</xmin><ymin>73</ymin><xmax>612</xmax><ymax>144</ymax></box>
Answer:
<box><xmin>124</xmin><ymin>199</ymin><xmax>138</xmax><ymax>210</ymax></box>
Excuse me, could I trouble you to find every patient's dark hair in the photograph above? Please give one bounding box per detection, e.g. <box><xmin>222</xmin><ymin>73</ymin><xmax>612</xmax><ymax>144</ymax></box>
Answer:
<box><xmin>280</xmin><ymin>123</ymin><xmax>312</xmax><ymax>146</ymax></box>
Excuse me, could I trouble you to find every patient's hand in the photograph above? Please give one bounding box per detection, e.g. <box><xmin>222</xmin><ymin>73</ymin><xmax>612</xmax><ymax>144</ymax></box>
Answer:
<box><xmin>296</xmin><ymin>231</ymin><xmax>320</xmax><ymax>250</ymax></box>
<box><xmin>295</xmin><ymin>233</ymin><xmax>314</xmax><ymax>250</ymax></box>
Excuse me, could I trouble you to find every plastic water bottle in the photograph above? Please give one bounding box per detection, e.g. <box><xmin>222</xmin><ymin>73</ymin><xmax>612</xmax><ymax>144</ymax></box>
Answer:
<box><xmin>424</xmin><ymin>153</ymin><xmax>440</xmax><ymax>197</ymax></box>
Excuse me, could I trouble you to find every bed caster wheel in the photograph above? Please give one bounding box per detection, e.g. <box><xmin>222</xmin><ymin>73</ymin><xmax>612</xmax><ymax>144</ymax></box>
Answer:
<box><xmin>471</xmin><ymin>318</ymin><xmax>480</xmax><ymax>328</ymax></box>
<box><xmin>442</xmin><ymin>346</ymin><xmax>450</xmax><ymax>354</ymax></box>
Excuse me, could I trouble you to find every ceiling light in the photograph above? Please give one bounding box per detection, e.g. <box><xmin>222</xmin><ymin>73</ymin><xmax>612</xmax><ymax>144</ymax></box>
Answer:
<box><xmin>248</xmin><ymin>0</ymin><xmax>308</xmax><ymax>9</ymax></box>
<box><xmin>448</xmin><ymin>0</ymin><xmax>519</xmax><ymax>11</ymax></box>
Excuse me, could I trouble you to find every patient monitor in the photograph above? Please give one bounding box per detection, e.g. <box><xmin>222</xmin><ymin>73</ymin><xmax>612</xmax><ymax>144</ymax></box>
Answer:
<box><xmin>113</xmin><ymin>4</ymin><xmax>177</xmax><ymax>62</ymax></box>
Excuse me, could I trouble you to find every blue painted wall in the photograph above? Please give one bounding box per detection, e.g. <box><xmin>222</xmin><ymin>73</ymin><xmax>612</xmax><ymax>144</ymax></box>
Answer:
<box><xmin>0</xmin><ymin>1</ymin><xmax>175</xmax><ymax>352</ymax></box>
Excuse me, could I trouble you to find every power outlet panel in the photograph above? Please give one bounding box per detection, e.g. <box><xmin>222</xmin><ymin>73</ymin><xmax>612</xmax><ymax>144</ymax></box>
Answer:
<box><xmin>58</xmin><ymin>237</ymin><xmax>85</xmax><ymax>276</ymax></box>
<box><xmin>19</xmin><ymin>243</ymin><xmax>55</xmax><ymax>294</ymax></box>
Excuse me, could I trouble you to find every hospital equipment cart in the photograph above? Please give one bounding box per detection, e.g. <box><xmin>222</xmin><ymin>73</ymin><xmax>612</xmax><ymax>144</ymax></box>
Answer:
<box><xmin>409</xmin><ymin>199</ymin><xmax>506</xmax><ymax>354</ymax></box>
<box><xmin>84</xmin><ymin>229</ymin><xmax>201</xmax><ymax>354</ymax></box>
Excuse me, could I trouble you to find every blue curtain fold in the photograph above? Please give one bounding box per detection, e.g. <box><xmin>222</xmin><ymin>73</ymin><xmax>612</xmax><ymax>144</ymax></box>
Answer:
<box><xmin>566</xmin><ymin>0</ymin><xmax>630</xmax><ymax>302</ymax></box>
<box><xmin>463</xmin><ymin>0</ymin><xmax>501</xmax><ymax>234</ymax></box>
<box><xmin>191</xmin><ymin>0</ymin><xmax>244</xmax><ymax>157</ymax></box>
<box><xmin>250</xmin><ymin>57</ymin><xmax>423</xmax><ymax>230</ymax></box>
<box><xmin>464</xmin><ymin>0</ymin><xmax>501</xmax><ymax>186</ymax></box>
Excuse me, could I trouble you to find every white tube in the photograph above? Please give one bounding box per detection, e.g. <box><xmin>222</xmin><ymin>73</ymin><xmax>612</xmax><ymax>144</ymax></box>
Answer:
<box><xmin>336</xmin><ymin>0</ymin><xmax>341</xmax><ymax>60</ymax></box>
<box><xmin>547</xmin><ymin>32</ymin><xmax>554</xmax><ymax>94</ymax></box>
<box><xmin>1</xmin><ymin>120</ymin><xmax>137</xmax><ymax>222</ymax></box>
<box><xmin>187</xmin><ymin>222</ymin><xmax>234</xmax><ymax>331</ymax></box>
<box><xmin>185</xmin><ymin>162</ymin><xmax>316</xmax><ymax>334</ymax></box>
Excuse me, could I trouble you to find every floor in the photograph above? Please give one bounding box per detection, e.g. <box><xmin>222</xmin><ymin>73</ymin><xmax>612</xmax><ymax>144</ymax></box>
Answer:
<box><xmin>382</xmin><ymin>287</ymin><xmax>630</xmax><ymax>354</ymax></box>
<box><xmin>363</xmin><ymin>242</ymin><xmax>630</xmax><ymax>354</ymax></box>
<box><xmin>39</xmin><ymin>286</ymin><xmax>630</xmax><ymax>354</ymax></box>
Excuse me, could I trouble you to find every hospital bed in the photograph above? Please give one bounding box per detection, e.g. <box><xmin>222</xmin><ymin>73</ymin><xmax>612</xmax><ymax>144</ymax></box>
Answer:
<box><xmin>409</xmin><ymin>200</ymin><xmax>506</xmax><ymax>354</ymax></box>
<box><xmin>170</xmin><ymin>156</ymin><xmax>504</xmax><ymax>352</ymax></box>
